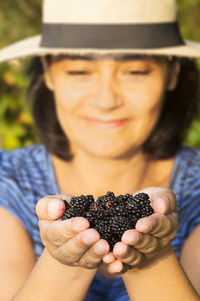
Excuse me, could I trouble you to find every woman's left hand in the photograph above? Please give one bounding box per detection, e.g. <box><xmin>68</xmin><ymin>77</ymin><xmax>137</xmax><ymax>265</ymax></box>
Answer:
<box><xmin>102</xmin><ymin>187</ymin><xmax>178</xmax><ymax>273</ymax></box>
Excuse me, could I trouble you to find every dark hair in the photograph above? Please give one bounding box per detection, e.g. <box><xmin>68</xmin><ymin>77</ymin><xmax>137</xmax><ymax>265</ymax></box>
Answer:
<box><xmin>26</xmin><ymin>55</ymin><xmax>200</xmax><ymax>161</ymax></box>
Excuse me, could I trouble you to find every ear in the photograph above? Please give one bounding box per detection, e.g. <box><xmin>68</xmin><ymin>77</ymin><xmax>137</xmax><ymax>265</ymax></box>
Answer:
<box><xmin>167</xmin><ymin>60</ymin><xmax>181</xmax><ymax>91</ymax></box>
<box><xmin>40</xmin><ymin>57</ymin><xmax>54</xmax><ymax>91</ymax></box>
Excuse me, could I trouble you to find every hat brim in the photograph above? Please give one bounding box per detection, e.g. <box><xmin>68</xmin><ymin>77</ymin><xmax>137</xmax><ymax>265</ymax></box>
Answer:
<box><xmin>0</xmin><ymin>35</ymin><xmax>200</xmax><ymax>63</ymax></box>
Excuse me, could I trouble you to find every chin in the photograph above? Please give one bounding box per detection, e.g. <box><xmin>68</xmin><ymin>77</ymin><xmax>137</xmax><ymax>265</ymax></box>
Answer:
<box><xmin>83</xmin><ymin>143</ymin><xmax>140</xmax><ymax>160</ymax></box>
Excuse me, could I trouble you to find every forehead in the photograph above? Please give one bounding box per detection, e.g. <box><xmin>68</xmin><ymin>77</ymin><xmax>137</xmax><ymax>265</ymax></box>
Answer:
<box><xmin>51</xmin><ymin>54</ymin><xmax>166</xmax><ymax>63</ymax></box>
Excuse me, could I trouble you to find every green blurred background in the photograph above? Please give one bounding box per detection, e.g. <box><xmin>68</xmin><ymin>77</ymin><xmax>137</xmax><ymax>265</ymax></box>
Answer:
<box><xmin>0</xmin><ymin>0</ymin><xmax>200</xmax><ymax>150</ymax></box>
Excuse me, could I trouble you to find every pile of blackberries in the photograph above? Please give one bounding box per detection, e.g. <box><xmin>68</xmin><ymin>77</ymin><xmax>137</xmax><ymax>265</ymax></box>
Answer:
<box><xmin>61</xmin><ymin>191</ymin><xmax>154</xmax><ymax>250</ymax></box>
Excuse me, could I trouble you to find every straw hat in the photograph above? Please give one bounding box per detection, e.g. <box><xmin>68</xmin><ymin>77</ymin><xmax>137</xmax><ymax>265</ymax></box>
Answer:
<box><xmin>0</xmin><ymin>0</ymin><xmax>200</xmax><ymax>63</ymax></box>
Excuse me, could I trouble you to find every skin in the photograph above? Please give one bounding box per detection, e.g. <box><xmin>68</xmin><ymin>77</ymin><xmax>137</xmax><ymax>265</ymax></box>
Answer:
<box><xmin>40</xmin><ymin>54</ymin><xmax>180</xmax><ymax>274</ymax></box>
<box><xmin>44</xmin><ymin>54</ymin><xmax>178</xmax><ymax>161</ymax></box>
<box><xmin>36</xmin><ymin>188</ymin><xmax>178</xmax><ymax>274</ymax></box>
<box><xmin>1</xmin><ymin>55</ymin><xmax>199</xmax><ymax>300</ymax></box>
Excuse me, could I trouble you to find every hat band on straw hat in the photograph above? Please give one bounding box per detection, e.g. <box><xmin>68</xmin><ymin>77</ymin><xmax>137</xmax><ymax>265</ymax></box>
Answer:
<box><xmin>40</xmin><ymin>22</ymin><xmax>184</xmax><ymax>49</ymax></box>
<box><xmin>1</xmin><ymin>0</ymin><xmax>200</xmax><ymax>63</ymax></box>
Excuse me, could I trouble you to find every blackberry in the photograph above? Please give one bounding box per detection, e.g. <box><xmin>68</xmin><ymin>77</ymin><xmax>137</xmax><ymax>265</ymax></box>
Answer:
<box><xmin>96</xmin><ymin>191</ymin><xmax>115</xmax><ymax>209</ymax></box>
<box><xmin>61</xmin><ymin>206</ymin><xmax>77</xmax><ymax>220</ymax></box>
<box><xmin>111</xmin><ymin>216</ymin><xmax>132</xmax><ymax>238</ymax></box>
<box><xmin>70</xmin><ymin>194</ymin><xmax>94</xmax><ymax>211</ymax></box>
<box><xmin>61</xmin><ymin>191</ymin><xmax>154</xmax><ymax>250</ymax></box>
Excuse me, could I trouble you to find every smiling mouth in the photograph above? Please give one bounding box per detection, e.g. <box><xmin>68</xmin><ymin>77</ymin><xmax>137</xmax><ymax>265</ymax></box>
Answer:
<box><xmin>85</xmin><ymin>118</ymin><xmax>128</xmax><ymax>129</ymax></box>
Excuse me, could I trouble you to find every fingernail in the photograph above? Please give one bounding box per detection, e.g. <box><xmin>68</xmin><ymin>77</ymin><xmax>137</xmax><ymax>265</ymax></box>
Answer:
<box><xmin>95</xmin><ymin>244</ymin><xmax>108</xmax><ymax>255</ymax></box>
<box><xmin>82</xmin><ymin>234</ymin><xmax>97</xmax><ymax>245</ymax></box>
<box><xmin>95</xmin><ymin>247</ymin><xmax>107</xmax><ymax>255</ymax></box>
<box><xmin>71</xmin><ymin>218</ymin><xmax>88</xmax><ymax>232</ymax></box>
<box><xmin>48</xmin><ymin>199</ymin><xmax>61</xmax><ymax>218</ymax></box>
<box><xmin>136</xmin><ymin>220</ymin><xmax>152</xmax><ymax>233</ymax></box>
<box><xmin>154</xmin><ymin>196</ymin><xmax>168</xmax><ymax>213</ymax></box>
<box><xmin>112</xmin><ymin>261</ymin><xmax>123</xmax><ymax>273</ymax></box>
<box><xmin>103</xmin><ymin>253</ymin><xmax>115</xmax><ymax>263</ymax></box>
<box><xmin>123</xmin><ymin>233</ymin><xmax>138</xmax><ymax>244</ymax></box>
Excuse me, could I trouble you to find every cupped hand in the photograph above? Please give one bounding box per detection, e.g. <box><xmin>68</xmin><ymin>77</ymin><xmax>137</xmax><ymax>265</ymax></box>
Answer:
<box><xmin>36</xmin><ymin>194</ymin><xmax>110</xmax><ymax>269</ymax></box>
<box><xmin>103</xmin><ymin>187</ymin><xmax>178</xmax><ymax>273</ymax></box>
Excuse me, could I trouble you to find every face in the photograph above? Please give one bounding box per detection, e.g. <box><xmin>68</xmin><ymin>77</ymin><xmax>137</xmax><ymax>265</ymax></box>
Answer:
<box><xmin>44</xmin><ymin>54</ymin><xmax>179</xmax><ymax>159</ymax></box>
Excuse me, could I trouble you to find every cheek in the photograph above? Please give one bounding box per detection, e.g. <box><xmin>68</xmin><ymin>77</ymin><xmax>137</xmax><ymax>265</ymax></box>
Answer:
<box><xmin>125</xmin><ymin>78</ymin><xmax>166</xmax><ymax>117</ymax></box>
<box><xmin>53</xmin><ymin>80</ymin><xmax>96</xmax><ymax>140</ymax></box>
<box><xmin>53</xmin><ymin>83</ymin><xmax>81</xmax><ymax>114</ymax></box>
<box><xmin>54</xmin><ymin>78</ymin><xmax>96</xmax><ymax>114</ymax></box>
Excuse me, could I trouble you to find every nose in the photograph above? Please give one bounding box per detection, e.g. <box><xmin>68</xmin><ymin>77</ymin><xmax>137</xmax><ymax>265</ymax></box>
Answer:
<box><xmin>89</xmin><ymin>72</ymin><xmax>123</xmax><ymax>111</ymax></box>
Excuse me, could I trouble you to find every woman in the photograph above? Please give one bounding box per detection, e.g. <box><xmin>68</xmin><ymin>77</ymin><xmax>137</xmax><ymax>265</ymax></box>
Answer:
<box><xmin>0</xmin><ymin>0</ymin><xmax>200</xmax><ymax>300</ymax></box>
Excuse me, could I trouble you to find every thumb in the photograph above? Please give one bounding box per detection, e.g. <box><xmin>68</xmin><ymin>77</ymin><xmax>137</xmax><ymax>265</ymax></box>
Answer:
<box><xmin>136</xmin><ymin>187</ymin><xmax>177</xmax><ymax>214</ymax></box>
<box><xmin>35</xmin><ymin>195</ymin><xmax>70</xmax><ymax>221</ymax></box>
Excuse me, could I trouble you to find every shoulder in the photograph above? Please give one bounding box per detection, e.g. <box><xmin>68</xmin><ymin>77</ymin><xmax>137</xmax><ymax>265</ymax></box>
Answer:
<box><xmin>0</xmin><ymin>144</ymin><xmax>51</xmax><ymax>185</ymax></box>
<box><xmin>0</xmin><ymin>143</ymin><xmax>47</xmax><ymax>171</ymax></box>
<box><xmin>0</xmin><ymin>145</ymin><xmax>48</xmax><ymax>259</ymax></box>
<box><xmin>0</xmin><ymin>143</ymin><xmax>52</xmax><ymax>199</ymax></box>
<box><xmin>178</xmin><ymin>146</ymin><xmax>200</xmax><ymax>168</ymax></box>
<box><xmin>0</xmin><ymin>143</ymin><xmax>48</xmax><ymax>194</ymax></box>
<box><xmin>0</xmin><ymin>143</ymin><xmax>50</xmax><ymax>206</ymax></box>
<box><xmin>175</xmin><ymin>146</ymin><xmax>200</xmax><ymax>201</ymax></box>
<box><xmin>172</xmin><ymin>146</ymin><xmax>200</xmax><ymax>193</ymax></box>
<box><xmin>0</xmin><ymin>144</ymin><xmax>50</xmax><ymax>237</ymax></box>
<box><xmin>171</xmin><ymin>147</ymin><xmax>200</xmax><ymax>256</ymax></box>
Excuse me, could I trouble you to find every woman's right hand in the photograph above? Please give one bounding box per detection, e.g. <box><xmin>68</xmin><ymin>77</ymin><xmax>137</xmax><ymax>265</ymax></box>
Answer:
<box><xmin>35</xmin><ymin>194</ymin><xmax>110</xmax><ymax>269</ymax></box>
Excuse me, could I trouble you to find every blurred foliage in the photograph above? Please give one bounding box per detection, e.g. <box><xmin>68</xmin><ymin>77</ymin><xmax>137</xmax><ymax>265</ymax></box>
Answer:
<box><xmin>0</xmin><ymin>61</ymin><xmax>40</xmax><ymax>149</ymax></box>
<box><xmin>0</xmin><ymin>1</ymin><xmax>200</xmax><ymax>150</ymax></box>
<box><xmin>0</xmin><ymin>0</ymin><xmax>41</xmax><ymax>48</ymax></box>
<box><xmin>0</xmin><ymin>0</ymin><xmax>42</xmax><ymax>149</ymax></box>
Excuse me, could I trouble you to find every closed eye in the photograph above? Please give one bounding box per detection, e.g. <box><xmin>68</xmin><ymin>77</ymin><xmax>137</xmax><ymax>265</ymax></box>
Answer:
<box><xmin>129</xmin><ymin>70</ymin><xmax>151</xmax><ymax>75</ymax></box>
<box><xmin>66</xmin><ymin>71</ymin><xmax>90</xmax><ymax>75</ymax></box>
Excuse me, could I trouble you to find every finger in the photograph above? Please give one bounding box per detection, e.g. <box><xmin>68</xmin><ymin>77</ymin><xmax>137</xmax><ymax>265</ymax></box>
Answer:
<box><xmin>36</xmin><ymin>195</ymin><xmax>72</xmax><ymax>220</ymax></box>
<box><xmin>107</xmin><ymin>260</ymin><xmax>124</xmax><ymax>274</ymax></box>
<box><xmin>159</xmin><ymin>213</ymin><xmax>178</xmax><ymax>247</ymax></box>
<box><xmin>160</xmin><ymin>232</ymin><xmax>176</xmax><ymax>248</ymax></box>
<box><xmin>122</xmin><ymin>229</ymin><xmax>142</xmax><ymax>245</ymax></box>
<box><xmin>79</xmin><ymin>239</ymin><xmax>110</xmax><ymax>269</ymax></box>
<box><xmin>102</xmin><ymin>252</ymin><xmax>116</xmax><ymax>264</ymax></box>
<box><xmin>139</xmin><ymin>187</ymin><xmax>177</xmax><ymax>214</ymax></box>
<box><xmin>121</xmin><ymin>229</ymin><xmax>159</xmax><ymax>253</ymax></box>
<box><xmin>136</xmin><ymin>212</ymin><xmax>175</xmax><ymax>238</ymax></box>
<box><xmin>113</xmin><ymin>242</ymin><xmax>143</xmax><ymax>265</ymax></box>
<box><xmin>56</xmin><ymin>228</ymin><xmax>100</xmax><ymax>264</ymax></box>
<box><xmin>41</xmin><ymin>217</ymin><xmax>90</xmax><ymax>247</ymax></box>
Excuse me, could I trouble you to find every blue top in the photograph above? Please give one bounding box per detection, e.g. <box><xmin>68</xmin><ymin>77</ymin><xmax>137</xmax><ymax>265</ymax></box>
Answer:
<box><xmin>0</xmin><ymin>144</ymin><xmax>200</xmax><ymax>300</ymax></box>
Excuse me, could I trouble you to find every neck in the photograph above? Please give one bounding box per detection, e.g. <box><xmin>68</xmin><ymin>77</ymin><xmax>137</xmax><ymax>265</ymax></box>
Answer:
<box><xmin>52</xmin><ymin>149</ymin><xmax>170</xmax><ymax>199</ymax></box>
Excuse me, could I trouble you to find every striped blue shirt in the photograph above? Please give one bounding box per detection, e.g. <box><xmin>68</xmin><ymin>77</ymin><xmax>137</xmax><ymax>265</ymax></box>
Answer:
<box><xmin>0</xmin><ymin>144</ymin><xmax>200</xmax><ymax>300</ymax></box>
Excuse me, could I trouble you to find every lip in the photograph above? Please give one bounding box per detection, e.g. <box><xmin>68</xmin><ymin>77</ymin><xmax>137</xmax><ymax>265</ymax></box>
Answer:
<box><xmin>84</xmin><ymin>117</ymin><xmax>128</xmax><ymax>129</ymax></box>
